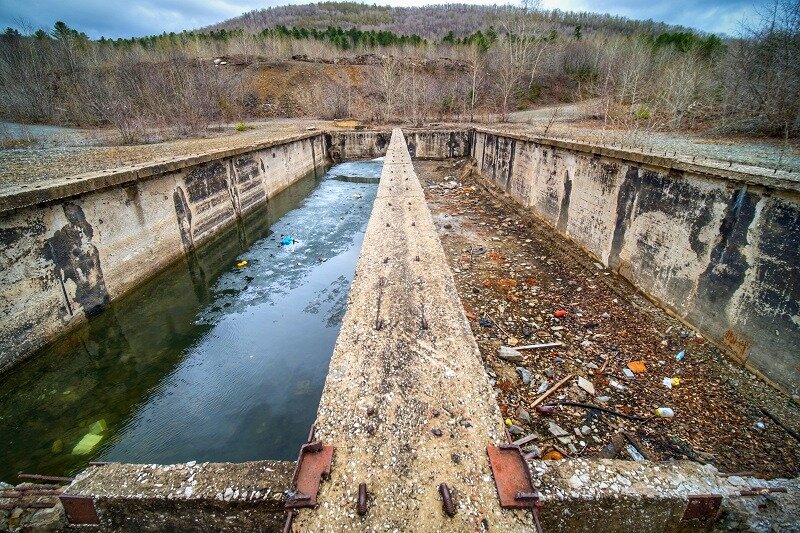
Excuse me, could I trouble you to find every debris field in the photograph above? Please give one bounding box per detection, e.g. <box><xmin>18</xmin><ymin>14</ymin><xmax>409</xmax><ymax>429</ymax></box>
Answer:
<box><xmin>417</xmin><ymin>158</ymin><xmax>800</xmax><ymax>479</ymax></box>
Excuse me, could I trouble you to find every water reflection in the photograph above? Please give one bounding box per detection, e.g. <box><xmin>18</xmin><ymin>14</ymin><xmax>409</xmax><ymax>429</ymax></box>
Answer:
<box><xmin>0</xmin><ymin>159</ymin><xmax>382</xmax><ymax>481</ymax></box>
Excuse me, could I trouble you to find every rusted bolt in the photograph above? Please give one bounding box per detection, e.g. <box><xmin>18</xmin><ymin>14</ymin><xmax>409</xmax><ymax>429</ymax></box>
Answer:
<box><xmin>357</xmin><ymin>483</ymin><xmax>368</xmax><ymax>515</ymax></box>
<box><xmin>439</xmin><ymin>483</ymin><xmax>456</xmax><ymax>516</ymax></box>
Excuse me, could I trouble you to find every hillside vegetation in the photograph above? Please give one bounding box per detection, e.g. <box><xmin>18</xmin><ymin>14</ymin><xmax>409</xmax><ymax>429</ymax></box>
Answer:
<box><xmin>0</xmin><ymin>1</ymin><xmax>797</xmax><ymax>144</ymax></box>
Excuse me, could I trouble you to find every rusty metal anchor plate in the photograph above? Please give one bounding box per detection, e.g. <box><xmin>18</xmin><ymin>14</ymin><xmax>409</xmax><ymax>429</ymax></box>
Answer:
<box><xmin>59</xmin><ymin>494</ymin><xmax>100</xmax><ymax>525</ymax></box>
<box><xmin>285</xmin><ymin>444</ymin><xmax>334</xmax><ymax>509</ymax></box>
<box><xmin>681</xmin><ymin>494</ymin><xmax>722</xmax><ymax>523</ymax></box>
<box><xmin>486</xmin><ymin>445</ymin><xmax>538</xmax><ymax>509</ymax></box>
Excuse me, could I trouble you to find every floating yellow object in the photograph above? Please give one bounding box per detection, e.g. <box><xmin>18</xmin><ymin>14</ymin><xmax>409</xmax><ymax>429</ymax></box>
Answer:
<box><xmin>236</xmin><ymin>260</ymin><xmax>248</xmax><ymax>268</ymax></box>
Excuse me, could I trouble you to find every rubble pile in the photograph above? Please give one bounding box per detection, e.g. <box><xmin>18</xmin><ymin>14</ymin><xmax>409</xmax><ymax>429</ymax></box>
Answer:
<box><xmin>418</xmin><ymin>159</ymin><xmax>800</xmax><ymax>479</ymax></box>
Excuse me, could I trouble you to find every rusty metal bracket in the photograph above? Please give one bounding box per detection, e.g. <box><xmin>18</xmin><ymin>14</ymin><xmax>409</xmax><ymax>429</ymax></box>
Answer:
<box><xmin>487</xmin><ymin>445</ymin><xmax>543</xmax><ymax>532</ymax></box>
<box><xmin>285</xmin><ymin>441</ymin><xmax>334</xmax><ymax>509</ymax></box>
<box><xmin>59</xmin><ymin>494</ymin><xmax>100</xmax><ymax>525</ymax></box>
<box><xmin>681</xmin><ymin>494</ymin><xmax>722</xmax><ymax>524</ymax></box>
<box><xmin>486</xmin><ymin>445</ymin><xmax>539</xmax><ymax>509</ymax></box>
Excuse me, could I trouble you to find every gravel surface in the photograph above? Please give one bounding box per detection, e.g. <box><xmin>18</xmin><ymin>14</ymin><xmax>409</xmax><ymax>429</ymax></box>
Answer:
<box><xmin>508</xmin><ymin>105</ymin><xmax>800</xmax><ymax>176</ymax></box>
<box><xmin>419</xmin><ymin>158</ymin><xmax>800</xmax><ymax>479</ymax></box>
<box><xmin>0</xmin><ymin>120</ymin><xmax>323</xmax><ymax>195</ymax></box>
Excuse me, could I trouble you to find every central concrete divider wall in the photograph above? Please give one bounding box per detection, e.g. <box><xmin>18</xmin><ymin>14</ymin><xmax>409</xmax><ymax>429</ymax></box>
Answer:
<box><xmin>471</xmin><ymin>128</ymin><xmax>800</xmax><ymax>394</ymax></box>
<box><xmin>294</xmin><ymin>129</ymin><xmax>529</xmax><ymax>531</ymax></box>
<box><xmin>0</xmin><ymin>132</ymin><xmax>328</xmax><ymax>373</ymax></box>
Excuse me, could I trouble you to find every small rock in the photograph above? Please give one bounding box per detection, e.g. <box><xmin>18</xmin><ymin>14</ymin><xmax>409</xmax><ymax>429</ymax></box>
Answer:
<box><xmin>622</xmin><ymin>368</ymin><xmax>635</xmax><ymax>379</ymax></box>
<box><xmin>581</xmin><ymin>425</ymin><xmax>591</xmax><ymax>435</ymax></box>
<box><xmin>537</xmin><ymin>381</ymin><xmax>549</xmax><ymax>394</ymax></box>
<box><xmin>516</xmin><ymin>367</ymin><xmax>532</xmax><ymax>385</ymax></box>
<box><xmin>548</xmin><ymin>422</ymin><xmax>569</xmax><ymax>437</ymax></box>
<box><xmin>568</xmin><ymin>474</ymin><xmax>583</xmax><ymax>489</ymax></box>
<box><xmin>516</xmin><ymin>406</ymin><xmax>531</xmax><ymax>424</ymax></box>
<box><xmin>580</xmin><ymin>340</ymin><xmax>592</xmax><ymax>349</ymax></box>
<box><xmin>432</xmin><ymin>428</ymin><xmax>443</xmax><ymax>437</ymax></box>
<box><xmin>223</xmin><ymin>487</ymin><xmax>234</xmax><ymax>501</ymax></box>
<box><xmin>186</xmin><ymin>460</ymin><xmax>196</xmax><ymax>467</ymax></box>
<box><xmin>577</xmin><ymin>376</ymin><xmax>595</xmax><ymax>395</ymax></box>
<box><xmin>508</xmin><ymin>425</ymin><xmax>525</xmax><ymax>437</ymax></box>
<box><xmin>498</xmin><ymin>346</ymin><xmax>523</xmax><ymax>363</ymax></box>
<box><xmin>596</xmin><ymin>396</ymin><xmax>610</xmax><ymax>403</ymax></box>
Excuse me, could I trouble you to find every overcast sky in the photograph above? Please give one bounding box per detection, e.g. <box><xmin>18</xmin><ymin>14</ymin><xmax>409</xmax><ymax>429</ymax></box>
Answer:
<box><xmin>0</xmin><ymin>0</ymin><xmax>763</xmax><ymax>39</ymax></box>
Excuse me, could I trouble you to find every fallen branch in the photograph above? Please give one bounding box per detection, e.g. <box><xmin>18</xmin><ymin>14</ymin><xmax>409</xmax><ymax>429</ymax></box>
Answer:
<box><xmin>545</xmin><ymin>401</ymin><xmax>649</xmax><ymax>422</ymax></box>
<box><xmin>489</xmin><ymin>316</ymin><xmax>512</xmax><ymax>338</ymax></box>
<box><xmin>530</xmin><ymin>374</ymin><xmax>574</xmax><ymax>409</ymax></box>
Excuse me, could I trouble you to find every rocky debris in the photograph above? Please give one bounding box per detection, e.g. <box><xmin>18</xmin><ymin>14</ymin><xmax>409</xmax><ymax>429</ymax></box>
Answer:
<box><xmin>498</xmin><ymin>346</ymin><xmax>523</xmax><ymax>363</ymax></box>
<box><xmin>419</xmin><ymin>158</ymin><xmax>800</xmax><ymax>478</ymax></box>
<box><xmin>0</xmin><ymin>481</ymin><xmax>66</xmax><ymax>531</ymax></box>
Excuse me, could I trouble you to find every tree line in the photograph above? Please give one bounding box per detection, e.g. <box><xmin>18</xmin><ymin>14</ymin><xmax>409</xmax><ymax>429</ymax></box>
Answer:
<box><xmin>0</xmin><ymin>0</ymin><xmax>797</xmax><ymax>143</ymax></box>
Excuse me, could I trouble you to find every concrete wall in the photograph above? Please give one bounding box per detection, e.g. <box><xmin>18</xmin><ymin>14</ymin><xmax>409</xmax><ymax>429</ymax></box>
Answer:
<box><xmin>472</xmin><ymin>129</ymin><xmax>800</xmax><ymax>394</ymax></box>
<box><xmin>327</xmin><ymin>129</ymin><xmax>471</xmax><ymax>161</ymax></box>
<box><xmin>0</xmin><ymin>133</ymin><xmax>327</xmax><ymax>373</ymax></box>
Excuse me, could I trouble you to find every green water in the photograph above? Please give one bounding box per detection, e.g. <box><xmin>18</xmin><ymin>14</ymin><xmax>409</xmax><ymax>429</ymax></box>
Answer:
<box><xmin>0</xmin><ymin>160</ymin><xmax>382</xmax><ymax>482</ymax></box>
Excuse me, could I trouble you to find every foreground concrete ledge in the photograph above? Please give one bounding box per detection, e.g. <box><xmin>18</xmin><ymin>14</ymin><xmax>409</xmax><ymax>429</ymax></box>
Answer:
<box><xmin>529</xmin><ymin>458</ymin><xmax>800</xmax><ymax>531</ymax></box>
<box><xmin>0</xmin><ymin>131</ymin><xmax>323</xmax><ymax>214</ymax></box>
<box><xmin>294</xmin><ymin>129</ymin><xmax>530</xmax><ymax>531</ymax></box>
<box><xmin>65</xmin><ymin>460</ymin><xmax>293</xmax><ymax>530</ymax></box>
<box><xmin>474</xmin><ymin>127</ymin><xmax>800</xmax><ymax>195</ymax></box>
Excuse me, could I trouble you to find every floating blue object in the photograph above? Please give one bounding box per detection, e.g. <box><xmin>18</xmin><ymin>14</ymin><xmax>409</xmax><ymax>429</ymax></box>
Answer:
<box><xmin>676</xmin><ymin>350</ymin><xmax>685</xmax><ymax>361</ymax></box>
<box><xmin>281</xmin><ymin>236</ymin><xmax>294</xmax><ymax>246</ymax></box>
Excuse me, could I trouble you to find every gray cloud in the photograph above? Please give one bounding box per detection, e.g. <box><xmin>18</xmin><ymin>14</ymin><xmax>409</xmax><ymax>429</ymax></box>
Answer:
<box><xmin>543</xmin><ymin>0</ymin><xmax>762</xmax><ymax>34</ymax></box>
<box><xmin>0</xmin><ymin>0</ymin><xmax>768</xmax><ymax>38</ymax></box>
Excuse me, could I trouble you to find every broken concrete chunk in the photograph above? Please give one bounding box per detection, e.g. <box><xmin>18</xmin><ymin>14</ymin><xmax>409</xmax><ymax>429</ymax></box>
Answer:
<box><xmin>498</xmin><ymin>346</ymin><xmax>523</xmax><ymax>363</ymax></box>
<box><xmin>577</xmin><ymin>376</ymin><xmax>595</xmax><ymax>395</ymax></box>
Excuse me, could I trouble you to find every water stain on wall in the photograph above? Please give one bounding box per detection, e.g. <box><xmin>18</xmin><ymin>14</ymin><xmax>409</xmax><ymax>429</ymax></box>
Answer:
<box><xmin>43</xmin><ymin>203</ymin><xmax>109</xmax><ymax>318</ymax></box>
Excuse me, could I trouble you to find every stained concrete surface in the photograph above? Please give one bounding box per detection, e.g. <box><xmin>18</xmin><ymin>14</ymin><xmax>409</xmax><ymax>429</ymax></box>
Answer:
<box><xmin>293</xmin><ymin>129</ymin><xmax>530</xmax><ymax>531</ymax></box>
<box><xmin>472</xmin><ymin>129</ymin><xmax>800</xmax><ymax>396</ymax></box>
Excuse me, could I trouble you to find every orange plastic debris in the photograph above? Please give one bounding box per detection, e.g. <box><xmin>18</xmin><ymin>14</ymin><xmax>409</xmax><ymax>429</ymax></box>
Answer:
<box><xmin>627</xmin><ymin>361</ymin><xmax>646</xmax><ymax>373</ymax></box>
<box><xmin>553</xmin><ymin>309</ymin><xmax>568</xmax><ymax>318</ymax></box>
<box><xmin>542</xmin><ymin>450</ymin><xmax>564</xmax><ymax>460</ymax></box>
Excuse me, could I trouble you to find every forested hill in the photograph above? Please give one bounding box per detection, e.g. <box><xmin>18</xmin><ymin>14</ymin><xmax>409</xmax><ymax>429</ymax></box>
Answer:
<box><xmin>203</xmin><ymin>2</ymin><xmax>690</xmax><ymax>40</ymax></box>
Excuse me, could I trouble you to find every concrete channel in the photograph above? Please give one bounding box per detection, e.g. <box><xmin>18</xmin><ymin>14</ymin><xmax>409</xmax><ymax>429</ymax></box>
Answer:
<box><xmin>0</xmin><ymin>127</ymin><xmax>798</xmax><ymax>531</ymax></box>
